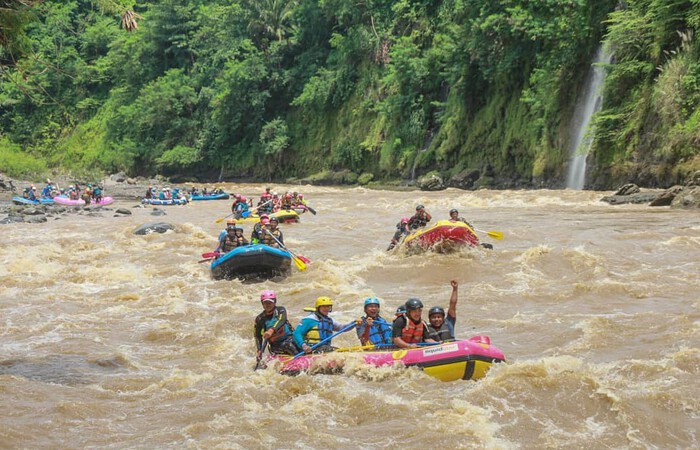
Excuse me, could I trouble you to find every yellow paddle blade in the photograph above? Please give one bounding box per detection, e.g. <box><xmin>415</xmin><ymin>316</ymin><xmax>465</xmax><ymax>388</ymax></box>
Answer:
<box><xmin>215</xmin><ymin>216</ymin><xmax>225</xmax><ymax>223</ymax></box>
<box><xmin>293</xmin><ymin>256</ymin><xmax>307</xmax><ymax>271</ymax></box>
<box><xmin>487</xmin><ymin>231</ymin><xmax>504</xmax><ymax>240</ymax></box>
<box><xmin>336</xmin><ymin>344</ymin><xmax>375</xmax><ymax>353</ymax></box>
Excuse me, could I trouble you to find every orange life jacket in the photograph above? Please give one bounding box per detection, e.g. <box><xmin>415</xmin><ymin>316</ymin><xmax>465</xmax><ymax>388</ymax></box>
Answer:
<box><xmin>401</xmin><ymin>316</ymin><xmax>425</xmax><ymax>343</ymax></box>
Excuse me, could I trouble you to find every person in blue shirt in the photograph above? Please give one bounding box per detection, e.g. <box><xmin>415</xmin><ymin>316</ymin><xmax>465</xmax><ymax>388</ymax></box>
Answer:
<box><xmin>426</xmin><ymin>280</ymin><xmax>459</xmax><ymax>342</ymax></box>
<box><xmin>293</xmin><ymin>296</ymin><xmax>349</xmax><ymax>353</ymax></box>
<box><xmin>356</xmin><ymin>297</ymin><xmax>393</xmax><ymax>346</ymax></box>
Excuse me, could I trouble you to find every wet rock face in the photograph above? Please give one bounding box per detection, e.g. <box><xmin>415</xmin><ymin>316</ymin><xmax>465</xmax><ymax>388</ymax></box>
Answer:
<box><xmin>671</xmin><ymin>187</ymin><xmax>700</xmax><ymax>209</ymax></box>
<box><xmin>614</xmin><ymin>183</ymin><xmax>640</xmax><ymax>196</ymax></box>
<box><xmin>133</xmin><ymin>222</ymin><xmax>174</xmax><ymax>235</ymax></box>
<box><xmin>417</xmin><ymin>173</ymin><xmax>445</xmax><ymax>191</ymax></box>
<box><xmin>448</xmin><ymin>169</ymin><xmax>481</xmax><ymax>190</ymax></box>
<box><xmin>685</xmin><ymin>171</ymin><xmax>700</xmax><ymax>187</ymax></box>
<box><xmin>600</xmin><ymin>193</ymin><xmax>660</xmax><ymax>205</ymax></box>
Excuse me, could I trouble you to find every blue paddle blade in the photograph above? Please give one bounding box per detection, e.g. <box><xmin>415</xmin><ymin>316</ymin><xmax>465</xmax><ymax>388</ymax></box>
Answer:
<box><xmin>242</xmin><ymin>210</ymin><xmax>250</xmax><ymax>218</ymax></box>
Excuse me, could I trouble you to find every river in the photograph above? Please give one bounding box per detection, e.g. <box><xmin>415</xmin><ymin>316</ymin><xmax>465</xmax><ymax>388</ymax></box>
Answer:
<box><xmin>0</xmin><ymin>186</ymin><xmax>698</xmax><ymax>448</ymax></box>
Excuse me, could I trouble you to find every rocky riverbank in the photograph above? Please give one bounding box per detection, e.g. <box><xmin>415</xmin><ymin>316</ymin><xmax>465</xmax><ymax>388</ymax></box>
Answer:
<box><xmin>600</xmin><ymin>171</ymin><xmax>700</xmax><ymax>209</ymax></box>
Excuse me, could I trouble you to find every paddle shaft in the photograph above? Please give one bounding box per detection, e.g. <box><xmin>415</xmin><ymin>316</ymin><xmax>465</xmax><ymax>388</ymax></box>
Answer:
<box><xmin>254</xmin><ymin>339</ymin><xmax>269</xmax><ymax>371</ymax></box>
<box><xmin>290</xmin><ymin>322</ymin><xmax>356</xmax><ymax>360</ymax></box>
<box><xmin>263</xmin><ymin>229</ymin><xmax>307</xmax><ymax>270</ymax></box>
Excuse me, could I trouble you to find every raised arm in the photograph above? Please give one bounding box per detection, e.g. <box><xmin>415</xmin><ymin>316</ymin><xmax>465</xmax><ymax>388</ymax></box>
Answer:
<box><xmin>447</xmin><ymin>280</ymin><xmax>458</xmax><ymax>320</ymax></box>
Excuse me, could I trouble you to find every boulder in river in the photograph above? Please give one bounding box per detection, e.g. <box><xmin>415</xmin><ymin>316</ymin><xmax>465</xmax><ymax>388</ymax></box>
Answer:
<box><xmin>133</xmin><ymin>222</ymin><xmax>174</xmax><ymax>235</ymax></box>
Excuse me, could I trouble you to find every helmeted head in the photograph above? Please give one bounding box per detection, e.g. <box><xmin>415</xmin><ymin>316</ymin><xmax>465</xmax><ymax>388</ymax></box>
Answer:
<box><xmin>293</xmin><ymin>191</ymin><xmax>298</xmax><ymax>196</ymax></box>
<box><xmin>269</xmin><ymin>217</ymin><xmax>279</xmax><ymax>227</ymax></box>
<box><xmin>363</xmin><ymin>297</ymin><xmax>381</xmax><ymax>317</ymax></box>
<box><xmin>395</xmin><ymin>305</ymin><xmax>406</xmax><ymax>316</ymax></box>
<box><xmin>401</xmin><ymin>217</ymin><xmax>410</xmax><ymax>224</ymax></box>
<box><xmin>234</xmin><ymin>193</ymin><xmax>241</xmax><ymax>199</ymax></box>
<box><xmin>240</xmin><ymin>196</ymin><xmax>247</xmax><ymax>202</ymax></box>
<box><xmin>415</xmin><ymin>204</ymin><xmax>424</xmax><ymax>211</ymax></box>
<box><xmin>260</xmin><ymin>290</ymin><xmax>277</xmax><ymax>303</ymax></box>
<box><xmin>298</xmin><ymin>194</ymin><xmax>303</xmax><ymax>199</ymax></box>
<box><xmin>226</xmin><ymin>225</ymin><xmax>236</xmax><ymax>233</ymax></box>
<box><xmin>265</xmin><ymin>187</ymin><xmax>271</xmax><ymax>193</ymax></box>
<box><xmin>285</xmin><ymin>193</ymin><xmax>292</xmax><ymax>199</ymax></box>
<box><xmin>260</xmin><ymin>213</ymin><xmax>269</xmax><ymax>220</ymax></box>
<box><xmin>404</xmin><ymin>297</ymin><xmax>424</xmax><ymax>321</ymax></box>
<box><xmin>261</xmin><ymin>218</ymin><xmax>270</xmax><ymax>225</ymax></box>
<box><xmin>235</xmin><ymin>226</ymin><xmax>244</xmax><ymax>234</ymax></box>
<box><xmin>226</xmin><ymin>218</ymin><xmax>237</xmax><ymax>226</ymax></box>
<box><xmin>428</xmin><ymin>306</ymin><xmax>446</xmax><ymax>328</ymax></box>
<box><xmin>449</xmin><ymin>208</ymin><xmax>458</xmax><ymax>217</ymax></box>
<box><xmin>260</xmin><ymin>290</ymin><xmax>277</xmax><ymax>312</ymax></box>
<box><xmin>315</xmin><ymin>296</ymin><xmax>333</xmax><ymax>315</ymax></box>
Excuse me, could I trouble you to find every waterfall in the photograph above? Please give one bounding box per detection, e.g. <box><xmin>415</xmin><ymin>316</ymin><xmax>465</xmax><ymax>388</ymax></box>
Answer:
<box><xmin>565</xmin><ymin>44</ymin><xmax>612</xmax><ymax>189</ymax></box>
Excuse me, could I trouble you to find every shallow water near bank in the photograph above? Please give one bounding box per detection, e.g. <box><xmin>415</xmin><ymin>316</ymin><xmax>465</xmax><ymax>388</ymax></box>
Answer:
<box><xmin>1</xmin><ymin>186</ymin><xmax>698</xmax><ymax>448</ymax></box>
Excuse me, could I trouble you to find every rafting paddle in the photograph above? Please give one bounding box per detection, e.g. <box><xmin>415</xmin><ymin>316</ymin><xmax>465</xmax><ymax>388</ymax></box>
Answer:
<box><xmin>287</xmin><ymin>322</ymin><xmax>357</xmax><ymax>361</ymax></box>
<box><xmin>254</xmin><ymin>339</ymin><xmax>269</xmax><ymax>371</ymax></box>
<box><xmin>473</xmin><ymin>228</ymin><xmax>504</xmax><ymax>240</ymax></box>
<box><xmin>263</xmin><ymin>229</ymin><xmax>308</xmax><ymax>271</ymax></box>
<box><xmin>215</xmin><ymin>213</ymin><xmax>233</xmax><ymax>224</ymax></box>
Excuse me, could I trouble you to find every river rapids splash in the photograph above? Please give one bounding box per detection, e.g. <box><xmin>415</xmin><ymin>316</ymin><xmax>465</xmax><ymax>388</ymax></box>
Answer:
<box><xmin>0</xmin><ymin>186</ymin><xmax>698</xmax><ymax>448</ymax></box>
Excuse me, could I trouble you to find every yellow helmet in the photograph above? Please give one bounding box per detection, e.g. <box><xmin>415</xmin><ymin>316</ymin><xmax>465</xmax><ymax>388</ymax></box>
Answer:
<box><xmin>315</xmin><ymin>296</ymin><xmax>333</xmax><ymax>309</ymax></box>
<box><xmin>226</xmin><ymin>218</ymin><xmax>237</xmax><ymax>225</ymax></box>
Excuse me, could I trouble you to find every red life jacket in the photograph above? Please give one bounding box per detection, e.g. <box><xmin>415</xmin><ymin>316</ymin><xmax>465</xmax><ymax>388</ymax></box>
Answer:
<box><xmin>401</xmin><ymin>316</ymin><xmax>425</xmax><ymax>343</ymax></box>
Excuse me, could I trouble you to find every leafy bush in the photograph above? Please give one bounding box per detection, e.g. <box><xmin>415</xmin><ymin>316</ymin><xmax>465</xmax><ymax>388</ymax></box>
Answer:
<box><xmin>0</xmin><ymin>137</ymin><xmax>47</xmax><ymax>178</ymax></box>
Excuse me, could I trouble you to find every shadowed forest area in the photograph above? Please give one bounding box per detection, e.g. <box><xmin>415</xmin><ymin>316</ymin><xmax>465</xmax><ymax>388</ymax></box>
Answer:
<box><xmin>1</xmin><ymin>0</ymin><xmax>699</xmax><ymax>189</ymax></box>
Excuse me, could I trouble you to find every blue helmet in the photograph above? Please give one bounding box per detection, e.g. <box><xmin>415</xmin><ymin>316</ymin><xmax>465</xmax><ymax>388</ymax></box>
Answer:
<box><xmin>364</xmin><ymin>297</ymin><xmax>380</xmax><ymax>308</ymax></box>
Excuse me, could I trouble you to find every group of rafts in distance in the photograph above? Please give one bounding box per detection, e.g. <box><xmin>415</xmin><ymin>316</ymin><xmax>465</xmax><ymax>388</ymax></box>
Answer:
<box><xmin>176</xmin><ymin>186</ymin><xmax>506</xmax><ymax>382</ymax></box>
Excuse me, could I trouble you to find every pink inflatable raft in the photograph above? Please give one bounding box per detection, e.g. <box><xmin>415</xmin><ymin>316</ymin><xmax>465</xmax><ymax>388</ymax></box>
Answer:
<box><xmin>53</xmin><ymin>196</ymin><xmax>114</xmax><ymax>206</ymax></box>
<box><xmin>267</xmin><ymin>336</ymin><xmax>505</xmax><ymax>382</ymax></box>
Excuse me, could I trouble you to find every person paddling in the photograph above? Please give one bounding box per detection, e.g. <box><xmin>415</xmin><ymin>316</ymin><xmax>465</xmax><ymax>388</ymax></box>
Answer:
<box><xmin>449</xmin><ymin>208</ymin><xmax>493</xmax><ymax>249</ymax></box>
<box><xmin>254</xmin><ymin>290</ymin><xmax>298</xmax><ymax>357</ymax></box>
<box><xmin>261</xmin><ymin>217</ymin><xmax>283</xmax><ymax>248</ymax></box>
<box><xmin>294</xmin><ymin>297</ymin><xmax>351</xmax><ymax>353</ymax></box>
<box><xmin>387</xmin><ymin>217</ymin><xmax>411</xmax><ymax>251</ymax></box>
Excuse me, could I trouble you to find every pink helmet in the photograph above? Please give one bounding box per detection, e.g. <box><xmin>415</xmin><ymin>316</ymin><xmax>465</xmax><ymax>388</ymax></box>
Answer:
<box><xmin>234</xmin><ymin>193</ymin><xmax>241</xmax><ymax>199</ymax></box>
<box><xmin>240</xmin><ymin>196</ymin><xmax>247</xmax><ymax>202</ymax></box>
<box><xmin>260</xmin><ymin>290</ymin><xmax>276</xmax><ymax>302</ymax></box>
<box><xmin>401</xmin><ymin>217</ymin><xmax>410</xmax><ymax>224</ymax></box>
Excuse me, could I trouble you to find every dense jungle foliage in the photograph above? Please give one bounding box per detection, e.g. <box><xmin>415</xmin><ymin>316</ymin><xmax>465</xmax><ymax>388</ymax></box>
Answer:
<box><xmin>1</xmin><ymin>0</ymin><xmax>699</xmax><ymax>188</ymax></box>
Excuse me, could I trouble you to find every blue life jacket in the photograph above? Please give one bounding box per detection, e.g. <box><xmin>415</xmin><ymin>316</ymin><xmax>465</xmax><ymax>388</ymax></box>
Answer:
<box><xmin>365</xmin><ymin>316</ymin><xmax>393</xmax><ymax>345</ymax></box>
<box><xmin>317</xmin><ymin>314</ymin><xmax>334</xmax><ymax>340</ymax></box>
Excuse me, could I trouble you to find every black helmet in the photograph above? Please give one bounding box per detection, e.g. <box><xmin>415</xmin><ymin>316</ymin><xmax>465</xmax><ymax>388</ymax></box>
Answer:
<box><xmin>416</xmin><ymin>204</ymin><xmax>424</xmax><ymax>210</ymax></box>
<box><xmin>449</xmin><ymin>209</ymin><xmax>458</xmax><ymax>215</ymax></box>
<box><xmin>405</xmin><ymin>298</ymin><xmax>424</xmax><ymax>311</ymax></box>
<box><xmin>429</xmin><ymin>306</ymin><xmax>445</xmax><ymax>317</ymax></box>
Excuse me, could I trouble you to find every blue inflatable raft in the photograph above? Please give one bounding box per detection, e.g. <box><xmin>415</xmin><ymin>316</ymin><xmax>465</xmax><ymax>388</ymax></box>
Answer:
<box><xmin>211</xmin><ymin>244</ymin><xmax>292</xmax><ymax>280</ymax></box>
<box><xmin>190</xmin><ymin>193</ymin><xmax>230</xmax><ymax>201</ymax></box>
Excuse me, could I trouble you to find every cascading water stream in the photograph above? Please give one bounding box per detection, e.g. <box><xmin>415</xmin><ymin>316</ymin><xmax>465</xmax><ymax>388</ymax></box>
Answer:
<box><xmin>565</xmin><ymin>44</ymin><xmax>612</xmax><ymax>189</ymax></box>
